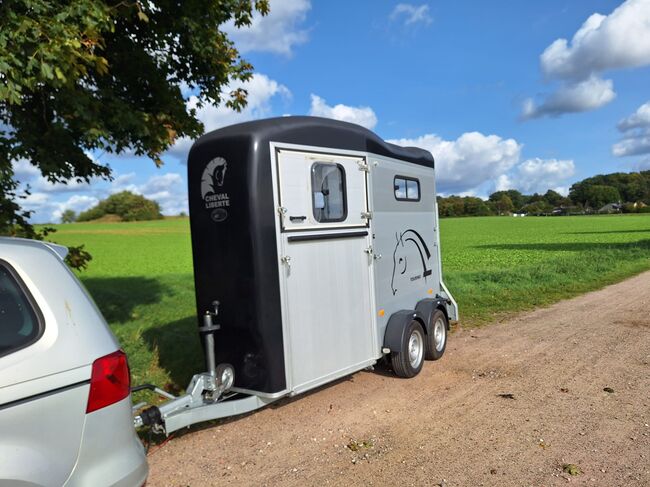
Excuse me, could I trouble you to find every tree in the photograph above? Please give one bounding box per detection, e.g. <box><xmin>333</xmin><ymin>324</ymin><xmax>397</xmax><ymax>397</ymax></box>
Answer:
<box><xmin>522</xmin><ymin>200</ymin><xmax>553</xmax><ymax>216</ymax></box>
<box><xmin>581</xmin><ymin>185</ymin><xmax>621</xmax><ymax>210</ymax></box>
<box><xmin>60</xmin><ymin>209</ymin><xmax>76</xmax><ymax>223</ymax></box>
<box><xmin>494</xmin><ymin>195</ymin><xmax>514</xmax><ymax>215</ymax></box>
<box><xmin>77</xmin><ymin>191</ymin><xmax>162</xmax><ymax>222</ymax></box>
<box><xmin>570</xmin><ymin>171</ymin><xmax>650</xmax><ymax>206</ymax></box>
<box><xmin>489</xmin><ymin>190</ymin><xmax>527</xmax><ymax>212</ymax></box>
<box><xmin>0</xmin><ymin>0</ymin><xmax>269</xmax><ymax>241</ymax></box>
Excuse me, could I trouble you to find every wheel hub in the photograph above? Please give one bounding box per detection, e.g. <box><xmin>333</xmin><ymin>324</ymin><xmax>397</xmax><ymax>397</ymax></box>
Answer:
<box><xmin>408</xmin><ymin>330</ymin><xmax>423</xmax><ymax>368</ymax></box>
<box><xmin>434</xmin><ymin>317</ymin><xmax>446</xmax><ymax>352</ymax></box>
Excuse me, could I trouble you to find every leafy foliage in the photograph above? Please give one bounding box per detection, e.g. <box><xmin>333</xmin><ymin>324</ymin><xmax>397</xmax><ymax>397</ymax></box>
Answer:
<box><xmin>77</xmin><ymin>190</ymin><xmax>162</xmax><ymax>221</ymax></box>
<box><xmin>0</xmin><ymin>0</ymin><xmax>269</xmax><ymax>249</ymax></box>
<box><xmin>569</xmin><ymin>171</ymin><xmax>650</xmax><ymax>208</ymax></box>
<box><xmin>60</xmin><ymin>209</ymin><xmax>76</xmax><ymax>223</ymax></box>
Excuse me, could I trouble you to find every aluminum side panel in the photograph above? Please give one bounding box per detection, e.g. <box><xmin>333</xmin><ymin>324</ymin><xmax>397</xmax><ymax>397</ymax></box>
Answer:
<box><xmin>369</xmin><ymin>156</ymin><xmax>442</xmax><ymax>347</ymax></box>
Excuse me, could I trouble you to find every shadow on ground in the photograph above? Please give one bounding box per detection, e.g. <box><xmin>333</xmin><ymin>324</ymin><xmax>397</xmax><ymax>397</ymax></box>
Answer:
<box><xmin>82</xmin><ymin>276</ymin><xmax>165</xmax><ymax>323</ymax></box>
<box><xmin>142</xmin><ymin>316</ymin><xmax>204</xmax><ymax>389</ymax></box>
<box><xmin>476</xmin><ymin>239</ymin><xmax>650</xmax><ymax>252</ymax></box>
<box><xmin>563</xmin><ymin>229</ymin><xmax>650</xmax><ymax>235</ymax></box>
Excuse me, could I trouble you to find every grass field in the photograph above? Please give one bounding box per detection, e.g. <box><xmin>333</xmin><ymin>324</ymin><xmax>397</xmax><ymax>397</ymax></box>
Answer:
<box><xmin>46</xmin><ymin>214</ymin><xmax>650</xmax><ymax>394</ymax></box>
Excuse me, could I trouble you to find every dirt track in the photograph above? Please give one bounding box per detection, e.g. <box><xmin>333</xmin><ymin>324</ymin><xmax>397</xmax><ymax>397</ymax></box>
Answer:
<box><xmin>147</xmin><ymin>271</ymin><xmax>650</xmax><ymax>486</ymax></box>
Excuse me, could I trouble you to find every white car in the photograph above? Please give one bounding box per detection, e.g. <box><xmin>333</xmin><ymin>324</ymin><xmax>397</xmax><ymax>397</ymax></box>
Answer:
<box><xmin>0</xmin><ymin>238</ymin><xmax>148</xmax><ymax>486</ymax></box>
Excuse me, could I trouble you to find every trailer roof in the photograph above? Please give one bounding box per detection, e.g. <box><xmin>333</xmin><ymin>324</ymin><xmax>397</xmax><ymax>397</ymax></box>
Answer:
<box><xmin>193</xmin><ymin>116</ymin><xmax>434</xmax><ymax>168</ymax></box>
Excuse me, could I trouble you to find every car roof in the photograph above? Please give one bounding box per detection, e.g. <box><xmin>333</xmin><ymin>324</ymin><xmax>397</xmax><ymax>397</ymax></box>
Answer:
<box><xmin>0</xmin><ymin>237</ymin><xmax>68</xmax><ymax>260</ymax></box>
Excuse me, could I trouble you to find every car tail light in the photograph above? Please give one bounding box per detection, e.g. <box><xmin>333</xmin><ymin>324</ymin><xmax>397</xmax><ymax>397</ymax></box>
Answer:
<box><xmin>86</xmin><ymin>350</ymin><xmax>131</xmax><ymax>413</ymax></box>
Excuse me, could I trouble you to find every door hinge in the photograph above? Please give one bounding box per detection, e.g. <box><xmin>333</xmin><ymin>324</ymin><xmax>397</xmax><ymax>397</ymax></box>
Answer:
<box><xmin>361</xmin><ymin>211</ymin><xmax>372</xmax><ymax>220</ymax></box>
<box><xmin>277</xmin><ymin>207</ymin><xmax>287</xmax><ymax>216</ymax></box>
<box><xmin>281</xmin><ymin>255</ymin><xmax>291</xmax><ymax>268</ymax></box>
<box><xmin>363</xmin><ymin>246</ymin><xmax>382</xmax><ymax>260</ymax></box>
<box><xmin>358</xmin><ymin>161</ymin><xmax>369</xmax><ymax>172</ymax></box>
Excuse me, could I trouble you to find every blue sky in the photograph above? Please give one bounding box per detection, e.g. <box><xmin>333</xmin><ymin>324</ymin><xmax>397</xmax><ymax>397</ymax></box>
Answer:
<box><xmin>18</xmin><ymin>0</ymin><xmax>650</xmax><ymax>222</ymax></box>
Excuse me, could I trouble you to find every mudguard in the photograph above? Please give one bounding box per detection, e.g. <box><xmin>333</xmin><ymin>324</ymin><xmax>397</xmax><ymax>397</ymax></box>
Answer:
<box><xmin>416</xmin><ymin>297</ymin><xmax>450</xmax><ymax>332</ymax></box>
<box><xmin>383</xmin><ymin>309</ymin><xmax>426</xmax><ymax>352</ymax></box>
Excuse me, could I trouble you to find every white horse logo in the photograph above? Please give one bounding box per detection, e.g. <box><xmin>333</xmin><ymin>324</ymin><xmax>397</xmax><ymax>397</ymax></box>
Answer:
<box><xmin>201</xmin><ymin>157</ymin><xmax>228</xmax><ymax>199</ymax></box>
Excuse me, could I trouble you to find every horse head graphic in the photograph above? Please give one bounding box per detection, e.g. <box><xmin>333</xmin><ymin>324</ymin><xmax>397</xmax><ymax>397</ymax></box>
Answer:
<box><xmin>390</xmin><ymin>229</ymin><xmax>432</xmax><ymax>296</ymax></box>
<box><xmin>200</xmin><ymin>157</ymin><xmax>228</xmax><ymax>198</ymax></box>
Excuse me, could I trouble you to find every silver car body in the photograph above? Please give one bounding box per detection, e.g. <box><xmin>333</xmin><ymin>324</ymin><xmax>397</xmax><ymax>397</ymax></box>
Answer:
<box><xmin>0</xmin><ymin>238</ymin><xmax>148</xmax><ymax>486</ymax></box>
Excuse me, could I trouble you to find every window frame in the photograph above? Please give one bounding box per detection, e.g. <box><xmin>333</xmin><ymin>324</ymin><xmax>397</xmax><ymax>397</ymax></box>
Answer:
<box><xmin>394</xmin><ymin>175</ymin><xmax>421</xmax><ymax>202</ymax></box>
<box><xmin>0</xmin><ymin>259</ymin><xmax>45</xmax><ymax>359</ymax></box>
<box><xmin>311</xmin><ymin>162</ymin><xmax>348</xmax><ymax>223</ymax></box>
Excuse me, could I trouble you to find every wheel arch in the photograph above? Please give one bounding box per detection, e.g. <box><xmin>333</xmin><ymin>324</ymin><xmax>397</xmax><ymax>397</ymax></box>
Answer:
<box><xmin>416</xmin><ymin>297</ymin><xmax>450</xmax><ymax>332</ymax></box>
<box><xmin>383</xmin><ymin>309</ymin><xmax>426</xmax><ymax>352</ymax></box>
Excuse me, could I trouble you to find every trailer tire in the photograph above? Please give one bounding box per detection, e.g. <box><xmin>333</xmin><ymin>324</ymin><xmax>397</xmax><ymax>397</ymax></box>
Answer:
<box><xmin>391</xmin><ymin>320</ymin><xmax>425</xmax><ymax>378</ymax></box>
<box><xmin>425</xmin><ymin>309</ymin><xmax>448</xmax><ymax>360</ymax></box>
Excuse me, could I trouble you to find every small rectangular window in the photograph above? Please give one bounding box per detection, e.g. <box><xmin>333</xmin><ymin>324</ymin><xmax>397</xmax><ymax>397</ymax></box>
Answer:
<box><xmin>394</xmin><ymin>176</ymin><xmax>420</xmax><ymax>201</ymax></box>
<box><xmin>312</xmin><ymin>163</ymin><xmax>347</xmax><ymax>222</ymax></box>
<box><xmin>0</xmin><ymin>262</ymin><xmax>43</xmax><ymax>358</ymax></box>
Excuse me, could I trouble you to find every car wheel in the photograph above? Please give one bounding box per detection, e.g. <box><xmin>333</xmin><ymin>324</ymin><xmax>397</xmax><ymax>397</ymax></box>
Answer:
<box><xmin>425</xmin><ymin>309</ymin><xmax>448</xmax><ymax>360</ymax></box>
<box><xmin>391</xmin><ymin>320</ymin><xmax>425</xmax><ymax>378</ymax></box>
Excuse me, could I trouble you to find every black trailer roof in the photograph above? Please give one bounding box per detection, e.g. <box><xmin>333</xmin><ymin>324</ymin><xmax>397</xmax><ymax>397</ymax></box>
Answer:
<box><xmin>193</xmin><ymin>116</ymin><xmax>435</xmax><ymax>168</ymax></box>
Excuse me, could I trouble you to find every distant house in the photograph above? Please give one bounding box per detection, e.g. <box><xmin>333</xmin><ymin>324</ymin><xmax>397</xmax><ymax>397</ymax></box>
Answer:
<box><xmin>598</xmin><ymin>202</ymin><xmax>622</xmax><ymax>214</ymax></box>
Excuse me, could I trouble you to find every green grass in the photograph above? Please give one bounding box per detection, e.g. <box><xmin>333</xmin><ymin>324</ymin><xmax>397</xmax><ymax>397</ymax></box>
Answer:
<box><xmin>46</xmin><ymin>214</ymin><xmax>650</xmax><ymax>393</ymax></box>
<box><xmin>441</xmin><ymin>215</ymin><xmax>650</xmax><ymax>323</ymax></box>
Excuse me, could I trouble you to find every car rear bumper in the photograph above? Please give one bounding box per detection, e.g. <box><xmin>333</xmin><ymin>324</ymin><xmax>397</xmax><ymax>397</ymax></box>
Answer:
<box><xmin>65</xmin><ymin>396</ymin><xmax>148</xmax><ymax>487</ymax></box>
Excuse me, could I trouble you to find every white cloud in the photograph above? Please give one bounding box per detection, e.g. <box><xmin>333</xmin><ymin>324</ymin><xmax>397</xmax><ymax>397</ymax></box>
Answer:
<box><xmin>540</xmin><ymin>0</ymin><xmax>650</xmax><ymax>80</ymax></box>
<box><xmin>12</xmin><ymin>159</ymin><xmax>40</xmax><ymax>181</ymax></box>
<box><xmin>112</xmin><ymin>172</ymin><xmax>137</xmax><ymax>191</ymax></box>
<box><xmin>388</xmin><ymin>132</ymin><xmax>521</xmax><ymax>194</ymax></box>
<box><xmin>612</xmin><ymin>100</ymin><xmax>650</xmax><ymax>157</ymax></box>
<box><xmin>138</xmin><ymin>173</ymin><xmax>188</xmax><ymax>216</ymax></box>
<box><xmin>617</xmin><ymin>101</ymin><xmax>650</xmax><ymax>131</ymax></box>
<box><xmin>390</xmin><ymin>3</ymin><xmax>432</xmax><ymax>26</ymax></box>
<box><xmin>612</xmin><ymin>132</ymin><xmax>650</xmax><ymax>157</ymax></box>
<box><xmin>12</xmin><ymin>157</ymin><xmax>98</xmax><ymax>193</ymax></box>
<box><xmin>308</xmin><ymin>95</ymin><xmax>378</xmax><ymax>129</ymax></box>
<box><xmin>521</xmin><ymin>76</ymin><xmax>615</xmax><ymax>120</ymax></box>
<box><xmin>223</xmin><ymin>0</ymin><xmax>310</xmax><ymax>56</ymax></box>
<box><xmin>522</xmin><ymin>0</ymin><xmax>650</xmax><ymax>120</ymax></box>
<box><xmin>506</xmin><ymin>158</ymin><xmax>576</xmax><ymax>194</ymax></box>
<box><xmin>168</xmin><ymin>73</ymin><xmax>290</xmax><ymax>159</ymax></box>
<box><xmin>390</xmin><ymin>132</ymin><xmax>575</xmax><ymax>196</ymax></box>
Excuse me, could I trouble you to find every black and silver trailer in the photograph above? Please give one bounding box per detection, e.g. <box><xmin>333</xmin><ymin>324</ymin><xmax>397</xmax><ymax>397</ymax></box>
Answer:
<box><xmin>134</xmin><ymin>116</ymin><xmax>457</xmax><ymax>434</ymax></box>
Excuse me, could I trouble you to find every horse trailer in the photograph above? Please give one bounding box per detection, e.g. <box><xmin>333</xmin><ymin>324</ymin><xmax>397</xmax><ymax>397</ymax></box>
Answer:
<box><xmin>134</xmin><ymin>116</ymin><xmax>457</xmax><ymax>434</ymax></box>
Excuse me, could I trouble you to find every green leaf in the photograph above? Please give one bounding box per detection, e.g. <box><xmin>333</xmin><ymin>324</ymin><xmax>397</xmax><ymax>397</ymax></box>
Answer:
<box><xmin>40</xmin><ymin>62</ymin><xmax>54</xmax><ymax>79</ymax></box>
<box><xmin>137</xmin><ymin>11</ymin><xmax>149</xmax><ymax>23</ymax></box>
<box><xmin>54</xmin><ymin>66</ymin><xmax>66</xmax><ymax>81</ymax></box>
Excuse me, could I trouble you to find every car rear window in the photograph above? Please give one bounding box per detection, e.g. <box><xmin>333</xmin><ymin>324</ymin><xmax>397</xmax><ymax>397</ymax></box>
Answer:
<box><xmin>0</xmin><ymin>262</ymin><xmax>42</xmax><ymax>357</ymax></box>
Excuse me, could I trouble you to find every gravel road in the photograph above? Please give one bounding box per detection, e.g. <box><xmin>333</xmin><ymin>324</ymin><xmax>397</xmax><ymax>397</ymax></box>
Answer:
<box><xmin>147</xmin><ymin>271</ymin><xmax>650</xmax><ymax>486</ymax></box>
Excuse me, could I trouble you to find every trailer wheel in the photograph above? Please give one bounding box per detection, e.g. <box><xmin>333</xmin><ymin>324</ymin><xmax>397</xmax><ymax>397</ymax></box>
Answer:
<box><xmin>425</xmin><ymin>309</ymin><xmax>448</xmax><ymax>360</ymax></box>
<box><xmin>391</xmin><ymin>320</ymin><xmax>425</xmax><ymax>378</ymax></box>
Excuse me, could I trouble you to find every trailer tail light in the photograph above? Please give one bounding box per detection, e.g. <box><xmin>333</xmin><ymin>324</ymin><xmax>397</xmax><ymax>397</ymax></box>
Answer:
<box><xmin>86</xmin><ymin>350</ymin><xmax>131</xmax><ymax>413</ymax></box>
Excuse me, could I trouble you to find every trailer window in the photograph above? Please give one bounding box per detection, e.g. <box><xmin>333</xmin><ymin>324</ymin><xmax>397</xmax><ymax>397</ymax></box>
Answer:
<box><xmin>394</xmin><ymin>176</ymin><xmax>420</xmax><ymax>201</ymax></box>
<box><xmin>311</xmin><ymin>163</ymin><xmax>347</xmax><ymax>222</ymax></box>
<box><xmin>0</xmin><ymin>262</ymin><xmax>43</xmax><ymax>358</ymax></box>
